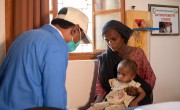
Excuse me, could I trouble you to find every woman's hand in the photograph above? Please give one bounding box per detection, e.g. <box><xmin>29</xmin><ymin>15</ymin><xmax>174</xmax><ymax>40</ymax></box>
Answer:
<box><xmin>125</xmin><ymin>86</ymin><xmax>139</xmax><ymax>96</ymax></box>
<box><xmin>129</xmin><ymin>100</ymin><xmax>138</xmax><ymax>107</ymax></box>
<box><xmin>95</xmin><ymin>95</ymin><xmax>104</xmax><ymax>103</ymax></box>
<box><xmin>90</xmin><ymin>103</ymin><xmax>95</xmax><ymax>107</ymax></box>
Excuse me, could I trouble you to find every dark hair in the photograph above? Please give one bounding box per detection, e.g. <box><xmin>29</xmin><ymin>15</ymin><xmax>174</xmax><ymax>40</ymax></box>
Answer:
<box><xmin>102</xmin><ymin>20</ymin><xmax>133</xmax><ymax>44</ymax></box>
<box><xmin>51</xmin><ymin>18</ymin><xmax>75</xmax><ymax>29</ymax></box>
<box><xmin>103</xmin><ymin>28</ymin><xmax>129</xmax><ymax>44</ymax></box>
<box><xmin>118</xmin><ymin>31</ymin><xmax>128</xmax><ymax>44</ymax></box>
<box><xmin>118</xmin><ymin>59</ymin><xmax>138</xmax><ymax>75</ymax></box>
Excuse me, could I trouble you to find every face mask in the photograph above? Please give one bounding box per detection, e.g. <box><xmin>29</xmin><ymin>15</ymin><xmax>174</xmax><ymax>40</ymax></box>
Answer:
<box><xmin>67</xmin><ymin>28</ymin><xmax>81</xmax><ymax>52</ymax></box>
<box><xmin>67</xmin><ymin>40</ymin><xmax>80</xmax><ymax>52</ymax></box>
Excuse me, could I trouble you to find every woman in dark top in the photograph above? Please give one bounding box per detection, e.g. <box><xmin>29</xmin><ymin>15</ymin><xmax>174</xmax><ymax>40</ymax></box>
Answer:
<box><xmin>94</xmin><ymin>20</ymin><xmax>156</xmax><ymax>104</ymax></box>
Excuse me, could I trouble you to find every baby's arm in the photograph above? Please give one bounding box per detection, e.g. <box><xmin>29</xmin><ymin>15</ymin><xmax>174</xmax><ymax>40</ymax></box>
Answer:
<box><xmin>129</xmin><ymin>86</ymin><xmax>146</xmax><ymax>107</ymax></box>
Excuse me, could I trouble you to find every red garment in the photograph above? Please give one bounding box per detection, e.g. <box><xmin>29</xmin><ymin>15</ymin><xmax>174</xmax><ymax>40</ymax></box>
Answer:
<box><xmin>95</xmin><ymin>48</ymin><xmax>156</xmax><ymax>97</ymax></box>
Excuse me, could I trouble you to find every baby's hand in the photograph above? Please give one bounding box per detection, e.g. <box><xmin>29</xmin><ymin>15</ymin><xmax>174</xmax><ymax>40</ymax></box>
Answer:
<box><xmin>125</xmin><ymin>86</ymin><xmax>139</xmax><ymax>96</ymax></box>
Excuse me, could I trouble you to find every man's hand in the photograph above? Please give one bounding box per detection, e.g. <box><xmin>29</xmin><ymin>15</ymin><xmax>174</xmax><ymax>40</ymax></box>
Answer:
<box><xmin>125</xmin><ymin>86</ymin><xmax>139</xmax><ymax>96</ymax></box>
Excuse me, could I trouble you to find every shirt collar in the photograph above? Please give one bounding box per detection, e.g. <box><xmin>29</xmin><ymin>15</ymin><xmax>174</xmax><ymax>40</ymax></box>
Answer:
<box><xmin>49</xmin><ymin>24</ymin><xmax>64</xmax><ymax>39</ymax></box>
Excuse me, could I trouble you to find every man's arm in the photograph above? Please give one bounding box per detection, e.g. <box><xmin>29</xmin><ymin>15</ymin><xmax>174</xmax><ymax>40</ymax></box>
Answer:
<box><xmin>42</xmin><ymin>50</ymin><xmax>67</xmax><ymax>109</ymax></box>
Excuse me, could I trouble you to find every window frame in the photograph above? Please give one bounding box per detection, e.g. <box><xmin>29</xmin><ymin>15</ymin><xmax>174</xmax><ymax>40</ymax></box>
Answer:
<box><xmin>50</xmin><ymin>0</ymin><xmax>125</xmax><ymax>60</ymax></box>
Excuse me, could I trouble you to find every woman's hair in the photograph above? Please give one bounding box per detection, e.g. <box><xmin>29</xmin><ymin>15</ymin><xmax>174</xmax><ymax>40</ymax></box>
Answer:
<box><xmin>104</xmin><ymin>28</ymin><xmax>129</xmax><ymax>44</ymax></box>
<box><xmin>51</xmin><ymin>18</ymin><xmax>75</xmax><ymax>29</ymax></box>
<box><xmin>118</xmin><ymin>59</ymin><xmax>138</xmax><ymax>75</ymax></box>
<box><xmin>102</xmin><ymin>20</ymin><xmax>133</xmax><ymax>44</ymax></box>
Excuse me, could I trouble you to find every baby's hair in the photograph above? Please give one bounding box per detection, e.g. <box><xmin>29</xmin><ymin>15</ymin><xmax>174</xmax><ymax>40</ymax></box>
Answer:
<box><xmin>118</xmin><ymin>59</ymin><xmax>138</xmax><ymax>75</ymax></box>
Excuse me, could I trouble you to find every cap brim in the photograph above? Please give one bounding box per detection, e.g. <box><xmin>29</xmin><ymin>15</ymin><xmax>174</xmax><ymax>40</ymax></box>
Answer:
<box><xmin>80</xmin><ymin>33</ymin><xmax>91</xmax><ymax>44</ymax></box>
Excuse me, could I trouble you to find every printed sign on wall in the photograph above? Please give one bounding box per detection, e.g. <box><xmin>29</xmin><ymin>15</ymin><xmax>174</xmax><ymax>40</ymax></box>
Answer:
<box><xmin>149</xmin><ymin>4</ymin><xmax>179</xmax><ymax>35</ymax></box>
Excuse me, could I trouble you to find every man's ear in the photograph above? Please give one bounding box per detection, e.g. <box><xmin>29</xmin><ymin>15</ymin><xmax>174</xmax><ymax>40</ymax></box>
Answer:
<box><xmin>71</xmin><ymin>26</ymin><xmax>75</xmax><ymax>35</ymax></box>
<box><xmin>71</xmin><ymin>25</ymin><xmax>80</xmax><ymax>35</ymax></box>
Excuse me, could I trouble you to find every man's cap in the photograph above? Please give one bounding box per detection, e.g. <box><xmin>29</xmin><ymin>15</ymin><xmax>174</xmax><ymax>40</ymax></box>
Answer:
<box><xmin>102</xmin><ymin>20</ymin><xmax>133</xmax><ymax>41</ymax></box>
<box><xmin>56</xmin><ymin>7</ymin><xmax>91</xmax><ymax>44</ymax></box>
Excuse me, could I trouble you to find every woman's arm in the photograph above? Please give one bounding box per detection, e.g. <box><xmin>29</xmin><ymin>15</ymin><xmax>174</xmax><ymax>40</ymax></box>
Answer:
<box><xmin>95</xmin><ymin>75</ymin><xmax>107</xmax><ymax>103</ymax></box>
<box><xmin>95</xmin><ymin>95</ymin><xmax>104</xmax><ymax>103</ymax></box>
<box><xmin>94</xmin><ymin>62</ymin><xmax>107</xmax><ymax>103</ymax></box>
<box><xmin>141</xmin><ymin>49</ymin><xmax>156</xmax><ymax>90</ymax></box>
<box><xmin>129</xmin><ymin>87</ymin><xmax>146</xmax><ymax>107</ymax></box>
<box><xmin>133</xmin><ymin>48</ymin><xmax>156</xmax><ymax>90</ymax></box>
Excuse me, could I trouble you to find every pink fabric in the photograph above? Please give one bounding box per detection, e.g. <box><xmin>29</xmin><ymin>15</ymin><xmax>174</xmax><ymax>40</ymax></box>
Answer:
<box><xmin>130</xmin><ymin>48</ymin><xmax>156</xmax><ymax>90</ymax></box>
<box><xmin>95</xmin><ymin>75</ymin><xmax>107</xmax><ymax>97</ymax></box>
<box><xmin>95</xmin><ymin>48</ymin><xmax>156</xmax><ymax>97</ymax></box>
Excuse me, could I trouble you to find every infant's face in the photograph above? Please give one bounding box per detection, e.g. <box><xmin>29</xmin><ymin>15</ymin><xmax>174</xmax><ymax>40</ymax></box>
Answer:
<box><xmin>117</xmin><ymin>66</ymin><xmax>133</xmax><ymax>83</ymax></box>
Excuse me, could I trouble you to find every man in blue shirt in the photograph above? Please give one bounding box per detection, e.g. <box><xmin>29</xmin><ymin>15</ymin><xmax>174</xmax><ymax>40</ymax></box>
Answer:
<box><xmin>0</xmin><ymin>7</ymin><xmax>89</xmax><ymax>110</ymax></box>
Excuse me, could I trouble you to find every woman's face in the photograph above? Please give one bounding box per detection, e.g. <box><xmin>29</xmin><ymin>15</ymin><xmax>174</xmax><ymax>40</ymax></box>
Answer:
<box><xmin>104</xmin><ymin>29</ymin><xmax>124</xmax><ymax>52</ymax></box>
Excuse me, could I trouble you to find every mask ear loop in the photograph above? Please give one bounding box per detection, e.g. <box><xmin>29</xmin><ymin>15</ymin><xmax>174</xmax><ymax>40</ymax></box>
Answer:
<box><xmin>72</xmin><ymin>27</ymin><xmax>77</xmax><ymax>41</ymax></box>
<box><xmin>78</xmin><ymin>28</ymin><xmax>82</xmax><ymax>40</ymax></box>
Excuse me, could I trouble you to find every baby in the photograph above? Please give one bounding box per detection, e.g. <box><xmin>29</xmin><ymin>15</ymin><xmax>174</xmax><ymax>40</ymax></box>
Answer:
<box><xmin>88</xmin><ymin>59</ymin><xmax>152</xmax><ymax>110</ymax></box>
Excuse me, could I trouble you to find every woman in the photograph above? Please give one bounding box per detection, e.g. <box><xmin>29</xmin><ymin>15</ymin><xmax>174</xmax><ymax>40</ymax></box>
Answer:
<box><xmin>95</xmin><ymin>20</ymin><xmax>156</xmax><ymax>103</ymax></box>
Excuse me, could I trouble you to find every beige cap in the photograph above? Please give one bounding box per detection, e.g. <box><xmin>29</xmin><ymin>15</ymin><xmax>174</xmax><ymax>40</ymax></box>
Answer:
<box><xmin>56</xmin><ymin>7</ymin><xmax>90</xmax><ymax>44</ymax></box>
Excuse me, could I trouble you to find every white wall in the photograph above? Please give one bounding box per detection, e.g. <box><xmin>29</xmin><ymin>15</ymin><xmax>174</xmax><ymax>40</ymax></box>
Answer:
<box><xmin>0</xmin><ymin>0</ymin><xmax>5</xmax><ymax>67</ymax></box>
<box><xmin>66</xmin><ymin>60</ymin><xmax>98</xmax><ymax>109</ymax></box>
<box><xmin>126</xmin><ymin>0</ymin><xmax>180</xmax><ymax>103</ymax></box>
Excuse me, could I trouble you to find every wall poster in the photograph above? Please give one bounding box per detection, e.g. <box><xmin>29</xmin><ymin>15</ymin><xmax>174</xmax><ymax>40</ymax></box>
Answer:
<box><xmin>149</xmin><ymin>4</ymin><xmax>179</xmax><ymax>35</ymax></box>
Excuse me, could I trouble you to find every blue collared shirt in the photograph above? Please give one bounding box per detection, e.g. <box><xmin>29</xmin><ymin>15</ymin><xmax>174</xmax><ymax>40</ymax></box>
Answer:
<box><xmin>0</xmin><ymin>24</ymin><xmax>69</xmax><ymax>110</ymax></box>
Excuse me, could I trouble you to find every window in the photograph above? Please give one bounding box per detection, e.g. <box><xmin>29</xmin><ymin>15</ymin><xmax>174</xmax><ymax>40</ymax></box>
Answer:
<box><xmin>49</xmin><ymin>0</ymin><xmax>125</xmax><ymax>60</ymax></box>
